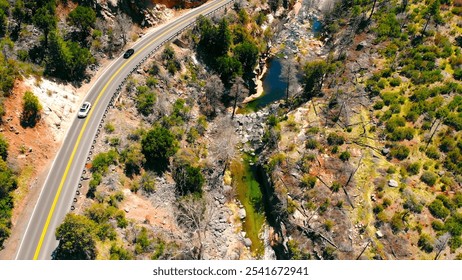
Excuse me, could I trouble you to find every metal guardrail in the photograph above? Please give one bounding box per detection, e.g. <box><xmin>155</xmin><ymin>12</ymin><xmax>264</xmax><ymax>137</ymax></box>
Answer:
<box><xmin>71</xmin><ymin>0</ymin><xmax>237</xmax><ymax>211</ymax></box>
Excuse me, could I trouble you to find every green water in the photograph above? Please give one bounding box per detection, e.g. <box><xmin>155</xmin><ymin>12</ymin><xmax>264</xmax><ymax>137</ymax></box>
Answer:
<box><xmin>231</xmin><ymin>155</ymin><xmax>265</xmax><ymax>257</ymax></box>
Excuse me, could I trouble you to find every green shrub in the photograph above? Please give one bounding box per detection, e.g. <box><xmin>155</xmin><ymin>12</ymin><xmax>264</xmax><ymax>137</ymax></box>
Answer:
<box><xmin>136</xmin><ymin>88</ymin><xmax>156</xmax><ymax>116</ymax></box>
<box><xmin>377</xmin><ymin>78</ymin><xmax>387</xmax><ymax>89</ymax></box>
<box><xmin>390</xmin><ymin>145</ymin><xmax>410</xmax><ymax>160</ymax></box>
<box><xmin>403</xmin><ymin>193</ymin><xmax>424</xmax><ymax>213</ymax></box>
<box><xmin>452</xmin><ymin>7</ymin><xmax>462</xmax><ymax>16</ymax></box>
<box><xmin>421</xmin><ymin>121</ymin><xmax>432</xmax><ymax>130</ymax></box>
<box><xmin>186</xmin><ymin>127</ymin><xmax>199</xmax><ymax>144</ymax></box>
<box><xmin>91</xmin><ymin>150</ymin><xmax>118</xmax><ymax>174</ymax></box>
<box><xmin>383</xmin><ymin>198</ymin><xmax>392</xmax><ymax>208</ymax></box>
<box><xmin>407</xmin><ymin>162</ymin><xmax>421</xmax><ymax>175</ymax></box>
<box><xmin>108</xmin><ymin>137</ymin><xmax>120</xmax><ymax>147</ymax></box>
<box><xmin>110</xmin><ymin>244</ymin><xmax>133</xmax><ymax>260</ymax></box>
<box><xmin>339</xmin><ymin>151</ymin><xmax>351</xmax><ymax>162</ymax></box>
<box><xmin>305</xmin><ymin>138</ymin><xmax>319</xmax><ymax>150</ymax></box>
<box><xmin>449</xmin><ymin>236</ymin><xmax>462</xmax><ymax>252</ymax></box>
<box><xmin>0</xmin><ymin>158</ymin><xmax>18</xmax><ymax>248</ymax></box>
<box><xmin>440</xmin><ymin>176</ymin><xmax>455</xmax><ymax>188</ymax></box>
<box><xmin>444</xmin><ymin>113</ymin><xmax>462</xmax><ymax>131</ymax></box>
<box><xmin>418</xmin><ymin>234</ymin><xmax>434</xmax><ymax>253</ymax></box>
<box><xmin>306</xmin><ymin>127</ymin><xmax>319</xmax><ymax>134</ymax></box>
<box><xmin>385</xmin><ymin>116</ymin><xmax>406</xmax><ymax>132</ymax></box>
<box><xmin>324</xmin><ymin>220</ymin><xmax>334</xmax><ymax>231</ymax></box>
<box><xmin>104</xmin><ymin>122</ymin><xmax>115</xmax><ymax>133</ymax></box>
<box><xmin>267</xmin><ymin>153</ymin><xmax>286</xmax><ymax>172</ymax></box>
<box><xmin>287</xmin><ymin>239</ymin><xmax>311</xmax><ymax>260</ymax></box>
<box><xmin>300</xmin><ymin>174</ymin><xmax>317</xmax><ymax>189</ymax></box>
<box><xmin>331</xmin><ymin>145</ymin><xmax>339</xmax><ymax>154</ymax></box>
<box><xmin>135</xmin><ymin>227</ymin><xmax>152</xmax><ymax>254</ymax></box>
<box><xmin>405</xmin><ymin>111</ymin><xmax>419</xmax><ymax>123</ymax></box>
<box><xmin>379</xmin><ymin>110</ymin><xmax>393</xmax><ymax>121</ymax></box>
<box><xmin>318</xmin><ymin>198</ymin><xmax>330</xmax><ymax>214</ymax></box>
<box><xmin>87</xmin><ymin>173</ymin><xmax>101</xmax><ymax>198</ymax></box>
<box><xmin>425</xmin><ymin>146</ymin><xmax>440</xmax><ymax>159</ymax></box>
<box><xmin>391</xmin><ymin>212</ymin><xmax>405</xmax><ymax>233</ymax></box>
<box><xmin>439</xmin><ymin>137</ymin><xmax>455</xmax><ymax>153</ymax></box>
<box><xmin>21</xmin><ymin>91</ymin><xmax>42</xmax><ymax>127</ymax></box>
<box><xmin>444</xmin><ymin>149</ymin><xmax>462</xmax><ymax>176</ymax></box>
<box><xmin>454</xmin><ymin>69</ymin><xmax>462</xmax><ymax>81</ymax></box>
<box><xmin>388</xmin><ymin>127</ymin><xmax>414</xmax><ymax>141</ymax></box>
<box><xmin>172</xmin><ymin>161</ymin><xmax>204</xmax><ymax>196</ymax></box>
<box><xmin>373</xmin><ymin>204</ymin><xmax>384</xmax><ymax>214</ymax></box>
<box><xmin>17</xmin><ymin>49</ymin><xmax>29</xmax><ymax>62</ymax></box>
<box><xmin>436</xmin><ymin>194</ymin><xmax>455</xmax><ymax>211</ymax></box>
<box><xmin>151</xmin><ymin>238</ymin><xmax>166</xmax><ymax>260</ymax></box>
<box><xmin>432</xmin><ymin>220</ymin><xmax>445</xmax><ymax>231</ymax></box>
<box><xmin>428</xmin><ymin>199</ymin><xmax>450</xmax><ymax>219</ymax></box>
<box><xmin>141</xmin><ymin>125</ymin><xmax>179</xmax><ymax>171</ymax></box>
<box><xmin>267</xmin><ymin>115</ymin><xmax>278</xmax><ymax>127</ymax></box>
<box><xmin>140</xmin><ymin>172</ymin><xmax>156</xmax><ymax>194</ymax></box>
<box><xmin>389</xmin><ymin>103</ymin><xmax>401</xmax><ymax>114</ymax></box>
<box><xmin>381</xmin><ymin>91</ymin><xmax>401</xmax><ymax>106</ymax></box>
<box><xmin>0</xmin><ymin>134</ymin><xmax>8</xmax><ymax>161</ymax></box>
<box><xmin>445</xmin><ymin>213</ymin><xmax>462</xmax><ymax>236</ymax></box>
<box><xmin>453</xmin><ymin>192</ymin><xmax>462</xmax><ymax>208</ymax></box>
<box><xmin>389</xmin><ymin>77</ymin><xmax>401</xmax><ymax>87</ymax></box>
<box><xmin>421</xmin><ymin>171</ymin><xmax>438</xmax><ymax>186</ymax></box>
<box><xmin>386</xmin><ymin>166</ymin><xmax>396</xmax><ymax>174</ymax></box>
<box><xmin>375</xmin><ymin>12</ymin><xmax>401</xmax><ymax>41</ymax></box>
<box><xmin>373</xmin><ymin>100</ymin><xmax>385</xmax><ymax>110</ymax></box>
<box><xmin>331</xmin><ymin>181</ymin><xmax>342</xmax><ymax>192</ymax></box>
<box><xmin>327</xmin><ymin>133</ymin><xmax>345</xmax><ymax>146</ymax></box>
<box><xmin>146</xmin><ymin>76</ymin><xmax>158</xmax><ymax>88</ymax></box>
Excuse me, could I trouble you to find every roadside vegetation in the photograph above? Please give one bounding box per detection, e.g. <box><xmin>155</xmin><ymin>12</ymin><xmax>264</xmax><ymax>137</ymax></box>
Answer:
<box><xmin>0</xmin><ymin>0</ymin><xmax>152</xmax><ymax>250</ymax></box>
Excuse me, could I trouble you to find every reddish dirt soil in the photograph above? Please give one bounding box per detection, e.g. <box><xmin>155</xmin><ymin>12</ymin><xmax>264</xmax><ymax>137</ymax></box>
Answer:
<box><xmin>0</xmin><ymin>79</ymin><xmax>59</xmax><ymax>260</ymax></box>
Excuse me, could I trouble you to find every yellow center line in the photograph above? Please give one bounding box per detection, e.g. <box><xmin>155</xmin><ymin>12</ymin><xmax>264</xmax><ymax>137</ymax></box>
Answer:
<box><xmin>32</xmin><ymin>0</ymin><xmax>228</xmax><ymax>259</ymax></box>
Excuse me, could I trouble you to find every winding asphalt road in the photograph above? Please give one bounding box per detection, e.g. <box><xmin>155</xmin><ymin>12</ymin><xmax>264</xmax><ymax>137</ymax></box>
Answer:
<box><xmin>15</xmin><ymin>0</ymin><xmax>233</xmax><ymax>260</ymax></box>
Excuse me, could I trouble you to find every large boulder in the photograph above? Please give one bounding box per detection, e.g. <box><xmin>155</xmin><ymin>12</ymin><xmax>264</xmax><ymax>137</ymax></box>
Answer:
<box><xmin>388</xmin><ymin>179</ymin><xmax>399</xmax><ymax>188</ymax></box>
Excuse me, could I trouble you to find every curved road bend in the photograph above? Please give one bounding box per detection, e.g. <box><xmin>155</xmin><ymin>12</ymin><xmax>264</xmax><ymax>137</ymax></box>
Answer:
<box><xmin>16</xmin><ymin>0</ymin><xmax>233</xmax><ymax>260</ymax></box>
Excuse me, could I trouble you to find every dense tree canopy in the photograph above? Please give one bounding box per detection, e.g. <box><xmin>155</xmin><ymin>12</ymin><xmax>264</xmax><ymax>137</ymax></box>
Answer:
<box><xmin>68</xmin><ymin>5</ymin><xmax>96</xmax><ymax>34</ymax></box>
<box><xmin>45</xmin><ymin>31</ymin><xmax>94</xmax><ymax>80</ymax></box>
<box><xmin>32</xmin><ymin>2</ymin><xmax>57</xmax><ymax>46</ymax></box>
<box><xmin>141</xmin><ymin>125</ymin><xmax>179</xmax><ymax>172</ymax></box>
<box><xmin>53</xmin><ymin>213</ymin><xmax>97</xmax><ymax>260</ymax></box>
<box><xmin>216</xmin><ymin>55</ymin><xmax>243</xmax><ymax>86</ymax></box>
<box><xmin>197</xmin><ymin>16</ymin><xmax>231</xmax><ymax>60</ymax></box>
<box><xmin>0</xmin><ymin>0</ymin><xmax>9</xmax><ymax>37</ymax></box>
<box><xmin>234</xmin><ymin>40</ymin><xmax>259</xmax><ymax>73</ymax></box>
<box><xmin>302</xmin><ymin>60</ymin><xmax>329</xmax><ymax>99</ymax></box>
<box><xmin>0</xmin><ymin>158</ymin><xmax>17</xmax><ymax>248</ymax></box>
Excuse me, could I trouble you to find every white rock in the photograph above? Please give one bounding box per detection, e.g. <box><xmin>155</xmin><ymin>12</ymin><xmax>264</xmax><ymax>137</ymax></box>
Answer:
<box><xmin>238</xmin><ymin>208</ymin><xmax>246</xmax><ymax>220</ymax></box>
<box><xmin>388</xmin><ymin>179</ymin><xmax>399</xmax><ymax>188</ymax></box>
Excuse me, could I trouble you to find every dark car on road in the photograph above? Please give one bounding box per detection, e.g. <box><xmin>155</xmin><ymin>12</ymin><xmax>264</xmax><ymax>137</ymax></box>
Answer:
<box><xmin>123</xmin><ymin>49</ymin><xmax>135</xmax><ymax>59</ymax></box>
